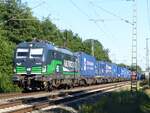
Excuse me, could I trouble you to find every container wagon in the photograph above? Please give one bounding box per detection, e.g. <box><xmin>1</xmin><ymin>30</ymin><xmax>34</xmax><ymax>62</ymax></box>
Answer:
<box><xmin>74</xmin><ymin>52</ymin><xmax>97</xmax><ymax>85</ymax></box>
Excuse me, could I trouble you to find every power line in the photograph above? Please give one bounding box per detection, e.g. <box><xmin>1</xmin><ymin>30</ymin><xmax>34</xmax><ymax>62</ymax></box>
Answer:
<box><xmin>91</xmin><ymin>2</ymin><xmax>133</xmax><ymax>25</ymax></box>
<box><xmin>31</xmin><ymin>1</ymin><xmax>45</xmax><ymax>9</ymax></box>
<box><xmin>69</xmin><ymin>0</ymin><xmax>90</xmax><ymax>18</ymax></box>
<box><xmin>0</xmin><ymin>1</ymin><xmax>45</xmax><ymax>25</ymax></box>
<box><xmin>68</xmin><ymin>0</ymin><xmax>108</xmax><ymax>36</ymax></box>
<box><xmin>88</xmin><ymin>1</ymin><xmax>116</xmax><ymax>39</ymax></box>
<box><xmin>11</xmin><ymin>19</ymin><xmax>37</xmax><ymax>21</ymax></box>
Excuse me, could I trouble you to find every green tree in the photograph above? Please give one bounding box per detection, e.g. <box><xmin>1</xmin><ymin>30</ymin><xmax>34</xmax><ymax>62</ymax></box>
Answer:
<box><xmin>0</xmin><ymin>27</ymin><xmax>20</xmax><ymax>92</ymax></box>
<box><xmin>1</xmin><ymin>0</ymin><xmax>41</xmax><ymax>43</ymax></box>
<box><xmin>61</xmin><ymin>30</ymin><xmax>83</xmax><ymax>52</ymax></box>
<box><xmin>129</xmin><ymin>65</ymin><xmax>142</xmax><ymax>73</ymax></box>
<box><xmin>83</xmin><ymin>39</ymin><xmax>111</xmax><ymax>61</ymax></box>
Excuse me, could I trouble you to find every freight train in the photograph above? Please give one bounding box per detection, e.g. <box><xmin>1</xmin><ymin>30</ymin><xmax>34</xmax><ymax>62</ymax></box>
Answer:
<box><xmin>13</xmin><ymin>40</ymin><xmax>131</xmax><ymax>91</ymax></box>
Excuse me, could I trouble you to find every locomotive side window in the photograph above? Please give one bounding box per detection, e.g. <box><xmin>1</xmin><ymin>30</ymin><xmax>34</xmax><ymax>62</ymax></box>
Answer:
<box><xmin>16</xmin><ymin>48</ymin><xmax>29</xmax><ymax>58</ymax></box>
<box><xmin>30</xmin><ymin>48</ymin><xmax>43</xmax><ymax>59</ymax></box>
<box><xmin>53</xmin><ymin>51</ymin><xmax>61</xmax><ymax>60</ymax></box>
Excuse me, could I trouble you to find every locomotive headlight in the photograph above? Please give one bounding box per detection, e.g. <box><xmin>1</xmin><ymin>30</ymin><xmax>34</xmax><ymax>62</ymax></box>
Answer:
<box><xmin>42</xmin><ymin>66</ymin><xmax>47</xmax><ymax>73</ymax></box>
<box><xmin>27</xmin><ymin>68</ymin><xmax>31</xmax><ymax>71</ymax></box>
<box><xmin>14</xmin><ymin>68</ymin><xmax>16</xmax><ymax>73</ymax></box>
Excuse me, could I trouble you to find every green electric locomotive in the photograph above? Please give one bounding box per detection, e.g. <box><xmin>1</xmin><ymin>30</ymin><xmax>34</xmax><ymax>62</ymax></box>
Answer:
<box><xmin>13</xmin><ymin>40</ymin><xmax>79</xmax><ymax>91</ymax></box>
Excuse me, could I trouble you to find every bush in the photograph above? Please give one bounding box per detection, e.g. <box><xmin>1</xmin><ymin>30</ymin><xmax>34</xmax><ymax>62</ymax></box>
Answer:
<box><xmin>0</xmin><ymin>36</ymin><xmax>21</xmax><ymax>93</ymax></box>
<box><xmin>79</xmin><ymin>91</ymin><xmax>150</xmax><ymax>113</ymax></box>
<box><xmin>0</xmin><ymin>73</ymin><xmax>21</xmax><ymax>93</ymax></box>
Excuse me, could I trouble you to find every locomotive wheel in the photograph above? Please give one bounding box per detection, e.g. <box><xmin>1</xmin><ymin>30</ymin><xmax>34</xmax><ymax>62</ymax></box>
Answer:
<box><xmin>44</xmin><ymin>82</ymin><xmax>53</xmax><ymax>92</ymax></box>
<box><xmin>79</xmin><ymin>80</ymin><xmax>86</xmax><ymax>86</ymax></box>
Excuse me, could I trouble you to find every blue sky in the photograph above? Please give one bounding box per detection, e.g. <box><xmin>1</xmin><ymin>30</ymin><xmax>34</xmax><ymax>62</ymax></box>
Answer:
<box><xmin>22</xmin><ymin>0</ymin><xmax>149</xmax><ymax>70</ymax></box>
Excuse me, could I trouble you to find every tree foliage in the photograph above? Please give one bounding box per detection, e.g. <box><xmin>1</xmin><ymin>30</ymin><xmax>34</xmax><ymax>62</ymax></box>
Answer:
<box><xmin>83</xmin><ymin>39</ymin><xmax>111</xmax><ymax>61</ymax></box>
<box><xmin>0</xmin><ymin>0</ymin><xmax>111</xmax><ymax>92</ymax></box>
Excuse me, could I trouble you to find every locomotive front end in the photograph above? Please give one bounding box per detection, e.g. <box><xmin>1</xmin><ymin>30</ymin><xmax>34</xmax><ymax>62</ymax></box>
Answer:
<box><xmin>13</xmin><ymin>42</ymin><xmax>47</xmax><ymax>90</ymax></box>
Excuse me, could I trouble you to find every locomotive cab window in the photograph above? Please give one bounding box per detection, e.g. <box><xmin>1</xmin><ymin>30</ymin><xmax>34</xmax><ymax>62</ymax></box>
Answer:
<box><xmin>29</xmin><ymin>48</ymin><xmax>43</xmax><ymax>59</ymax></box>
<box><xmin>53</xmin><ymin>51</ymin><xmax>61</xmax><ymax>60</ymax></box>
<box><xmin>16</xmin><ymin>48</ymin><xmax>29</xmax><ymax>58</ymax></box>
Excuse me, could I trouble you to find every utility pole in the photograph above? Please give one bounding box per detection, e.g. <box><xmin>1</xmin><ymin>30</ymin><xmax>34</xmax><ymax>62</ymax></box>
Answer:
<box><xmin>146</xmin><ymin>38</ymin><xmax>149</xmax><ymax>71</ymax></box>
<box><xmin>91</xmin><ymin>39</ymin><xmax>94</xmax><ymax>56</ymax></box>
<box><xmin>146</xmin><ymin>38</ymin><xmax>150</xmax><ymax>87</ymax></box>
<box><xmin>62</xmin><ymin>30</ymin><xmax>67</xmax><ymax>48</ymax></box>
<box><xmin>131</xmin><ymin>0</ymin><xmax>138</xmax><ymax>92</ymax></box>
<box><xmin>64</xmin><ymin>31</ymin><xmax>67</xmax><ymax>48</ymax></box>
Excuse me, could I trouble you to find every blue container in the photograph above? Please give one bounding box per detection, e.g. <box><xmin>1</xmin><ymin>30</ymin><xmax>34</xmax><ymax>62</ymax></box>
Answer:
<box><xmin>119</xmin><ymin>67</ymin><xmax>130</xmax><ymax>79</ymax></box>
<box><xmin>137</xmin><ymin>72</ymin><xmax>142</xmax><ymax>80</ymax></box>
<box><xmin>111</xmin><ymin>64</ymin><xmax>118</xmax><ymax>78</ymax></box>
<box><xmin>127</xmin><ymin>70</ymin><xmax>131</xmax><ymax>79</ymax></box>
<box><xmin>126</xmin><ymin>68</ymin><xmax>130</xmax><ymax>79</ymax></box>
<box><xmin>95</xmin><ymin>62</ymin><xmax>99</xmax><ymax>76</ymax></box>
<box><xmin>105</xmin><ymin>62</ymin><xmax>112</xmax><ymax>77</ymax></box>
<box><xmin>98</xmin><ymin>61</ymin><xmax>106</xmax><ymax>77</ymax></box>
<box><xmin>120</xmin><ymin>67</ymin><xmax>130</xmax><ymax>79</ymax></box>
<box><xmin>125</xmin><ymin>69</ymin><xmax>129</xmax><ymax>79</ymax></box>
<box><xmin>124</xmin><ymin>69</ymin><xmax>128</xmax><ymax>79</ymax></box>
<box><xmin>117</xmin><ymin>66</ymin><xmax>122</xmax><ymax>78</ymax></box>
<box><xmin>74</xmin><ymin>52</ymin><xmax>96</xmax><ymax>77</ymax></box>
<box><xmin>121</xmin><ymin>67</ymin><xmax>126</xmax><ymax>78</ymax></box>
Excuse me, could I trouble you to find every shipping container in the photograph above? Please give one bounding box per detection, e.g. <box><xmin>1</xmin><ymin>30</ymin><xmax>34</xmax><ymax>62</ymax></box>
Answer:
<box><xmin>137</xmin><ymin>72</ymin><xmax>142</xmax><ymax>80</ymax></box>
<box><xmin>105</xmin><ymin>62</ymin><xmax>112</xmax><ymax>77</ymax></box>
<box><xmin>120</xmin><ymin>67</ymin><xmax>130</xmax><ymax>79</ymax></box>
<box><xmin>125</xmin><ymin>69</ymin><xmax>131</xmax><ymax>79</ymax></box>
<box><xmin>128</xmin><ymin>70</ymin><xmax>131</xmax><ymax>79</ymax></box>
<box><xmin>120</xmin><ymin>67</ymin><xmax>126</xmax><ymax>78</ymax></box>
<box><xmin>117</xmin><ymin>66</ymin><xmax>122</xmax><ymax>78</ymax></box>
<box><xmin>95</xmin><ymin>62</ymin><xmax>99</xmax><ymax>76</ymax></box>
<box><xmin>96</xmin><ymin>61</ymin><xmax>106</xmax><ymax>77</ymax></box>
<box><xmin>111</xmin><ymin>64</ymin><xmax>118</xmax><ymax>78</ymax></box>
<box><xmin>74</xmin><ymin>52</ymin><xmax>96</xmax><ymax>77</ymax></box>
<box><xmin>126</xmin><ymin>68</ymin><xmax>130</xmax><ymax>79</ymax></box>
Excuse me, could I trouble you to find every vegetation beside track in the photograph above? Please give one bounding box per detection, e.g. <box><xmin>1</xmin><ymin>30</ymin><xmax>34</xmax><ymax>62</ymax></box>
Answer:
<box><xmin>79</xmin><ymin>91</ymin><xmax>150</xmax><ymax>113</ymax></box>
<box><xmin>0</xmin><ymin>37</ymin><xmax>21</xmax><ymax>93</ymax></box>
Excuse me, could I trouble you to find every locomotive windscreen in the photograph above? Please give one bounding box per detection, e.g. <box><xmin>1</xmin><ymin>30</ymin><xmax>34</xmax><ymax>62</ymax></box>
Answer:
<box><xmin>16</xmin><ymin>48</ymin><xmax>43</xmax><ymax>59</ymax></box>
<box><xmin>16</xmin><ymin>48</ymin><xmax>29</xmax><ymax>59</ymax></box>
<box><xmin>29</xmin><ymin>48</ymin><xmax>43</xmax><ymax>59</ymax></box>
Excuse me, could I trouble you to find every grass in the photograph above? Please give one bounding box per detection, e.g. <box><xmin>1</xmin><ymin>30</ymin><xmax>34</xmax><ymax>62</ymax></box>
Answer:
<box><xmin>79</xmin><ymin>91</ymin><xmax>150</xmax><ymax>113</ymax></box>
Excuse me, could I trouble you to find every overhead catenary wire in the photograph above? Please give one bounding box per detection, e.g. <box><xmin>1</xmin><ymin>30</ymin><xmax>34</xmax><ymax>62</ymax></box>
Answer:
<box><xmin>0</xmin><ymin>1</ymin><xmax>46</xmax><ymax>25</ymax></box>
<box><xmin>69</xmin><ymin>0</ymin><xmax>90</xmax><ymax>19</ymax></box>
<box><xmin>88</xmin><ymin>1</ymin><xmax>116</xmax><ymax>39</ymax></box>
<box><xmin>31</xmin><ymin>1</ymin><xmax>45</xmax><ymax>9</ymax></box>
<box><xmin>68</xmin><ymin>0</ymin><xmax>108</xmax><ymax>37</ymax></box>
<box><xmin>91</xmin><ymin>1</ymin><xmax>133</xmax><ymax>26</ymax></box>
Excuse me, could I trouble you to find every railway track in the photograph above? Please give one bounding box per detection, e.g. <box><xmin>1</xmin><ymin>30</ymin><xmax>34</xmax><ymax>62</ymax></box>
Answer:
<box><xmin>0</xmin><ymin>91</ymin><xmax>48</xmax><ymax>100</ymax></box>
<box><xmin>0</xmin><ymin>81</ymin><xmax>130</xmax><ymax>113</ymax></box>
<box><xmin>0</xmin><ymin>81</ymin><xmax>128</xmax><ymax>102</ymax></box>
